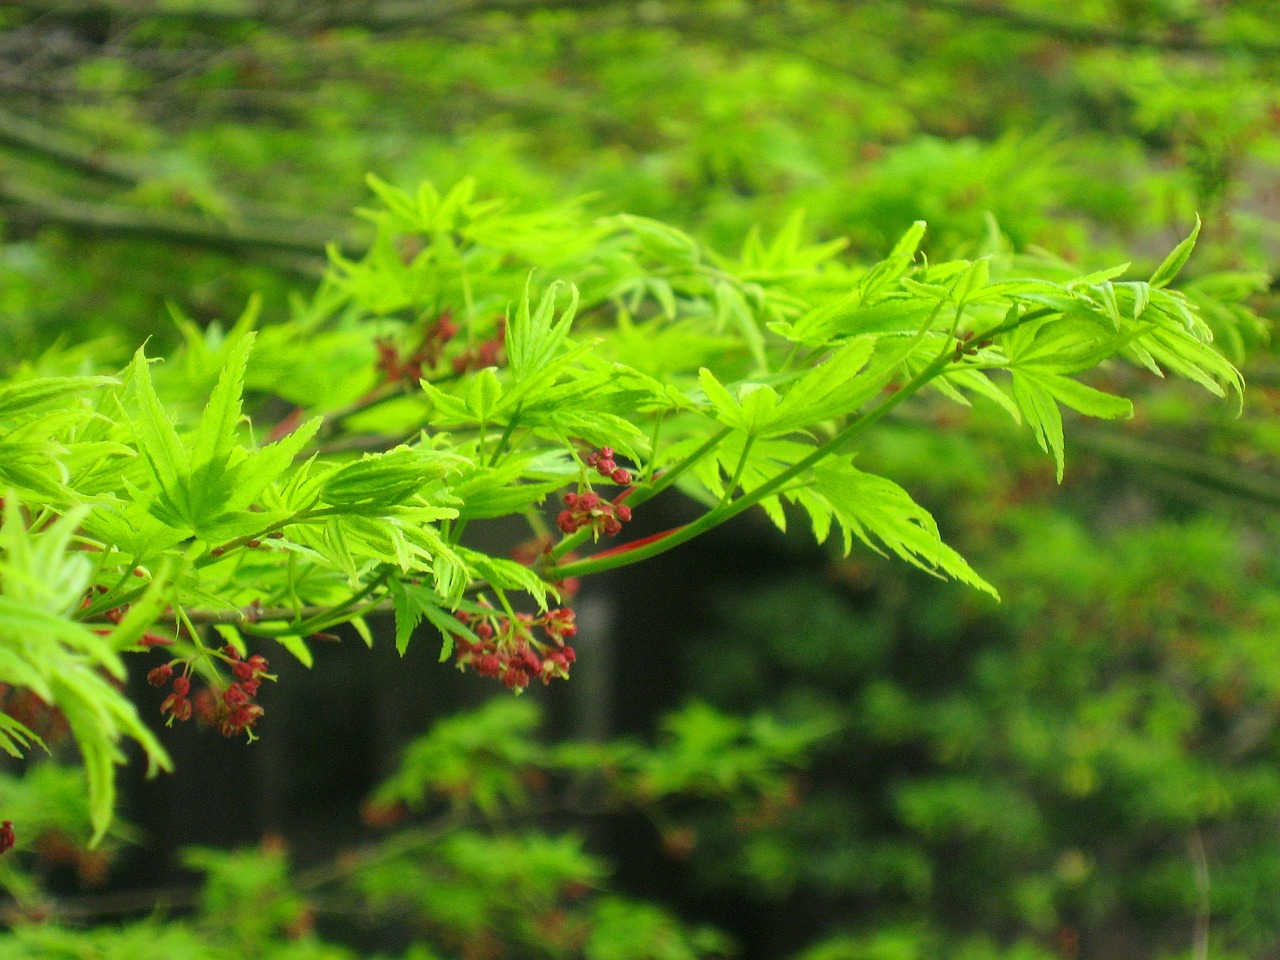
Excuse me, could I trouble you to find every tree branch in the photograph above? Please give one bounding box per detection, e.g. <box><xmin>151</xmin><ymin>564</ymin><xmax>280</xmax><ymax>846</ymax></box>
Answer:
<box><xmin>0</xmin><ymin>177</ymin><xmax>362</xmax><ymax>271</ymax></box>
<box><xmin>0</xmin><ymin>108</ymin><xmax>143</xmax><ymax>186</ymax></box>
<box><xmin>1074</xmin><ymin>427</ymin><xmax>1280</xmax><ymax>511</ymax></box>
<box><xmin>886</xmin><ymin>0</ymin><xmax>1280</xmax><ymax>56</ymax></box>
<box><xmin>2</xmin><ymin>0</ymin><xmax>619</xmax><ymax>33</ymax></box>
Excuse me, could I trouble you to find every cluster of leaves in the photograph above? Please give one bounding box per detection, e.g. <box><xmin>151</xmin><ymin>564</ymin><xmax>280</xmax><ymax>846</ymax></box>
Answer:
<box><xmin>0</xmin><ymin>175</ymin><xmax>1249</xmax><ymax>849</ymax></box>
<box><xmin>1</xmin><ymin>6</ymin><xmax>1278</xmax><ymax>958</ymax></box>
<box><xmin>0</xmin><ymin>697</ymin><xmax>829</xmax><ymax>960</ymax></box>
<box><xmin>653</xmin><ymin>370</ymin><xmax>1280</xmax><ymax>959</ymax></box>
<box><xmin>2</xmin><ymin>1</ymin><xmax>1279</xmax><ymax>354</ymax></box>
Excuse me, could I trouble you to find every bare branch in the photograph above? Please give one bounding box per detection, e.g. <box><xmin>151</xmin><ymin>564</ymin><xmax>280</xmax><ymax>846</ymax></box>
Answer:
<box><xmin>0</xmin><ymin>108</ymin><xmax>143</xmax><ymax>186</ymax></box>
<box><xmin>884</xmin><ymin>0</ymin><xmax>1280</xmax><ymax>56</ymax></box>
<box><xmin>0</xmin><ymin>177</ymin><xmax>361</xmax><ymax>270</ymax></box>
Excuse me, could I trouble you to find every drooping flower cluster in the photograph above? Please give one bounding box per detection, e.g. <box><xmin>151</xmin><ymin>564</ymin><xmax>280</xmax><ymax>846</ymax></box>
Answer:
<box><xmin>556</xmin><ymin>491</ymin><xmax>632</xmax><ymax>537</ymax></box>
<box><xmin>148</xmin><ymin>646</ymin><xmax>274</xmax><ymax>740</ymax></box>
<box><xmin>451</xmin><ymin>605</ymin><xmax>577</xmax><ymax>692</ymax></box>
<box><xmin>0</xmin><ymin>684</ymin><xmax>69</xmax><ymax>745</ymax></box>
<box><xmin>375</xmin><ymin>310</ymin><xmax>460</xmax><ymax>384</ymax></box>
<box><xmin>450</xmin><ymin>316</ymin><xmax>507</xmax><ymax>373</ymax></box>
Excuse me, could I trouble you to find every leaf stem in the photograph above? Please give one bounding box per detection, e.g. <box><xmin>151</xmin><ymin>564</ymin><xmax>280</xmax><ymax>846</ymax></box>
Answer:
<box><xmin>546</xmin><ymin>310</ymin><xmax>1035</xmax><ymax>582</ymax></box>
<box><xmin>720</xmin><ymin>435</ymin><xmax>755</xmax><ymax>506</ymax></box>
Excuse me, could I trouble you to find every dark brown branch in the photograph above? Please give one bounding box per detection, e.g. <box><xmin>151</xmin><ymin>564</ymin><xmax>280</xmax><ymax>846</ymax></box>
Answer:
<box><xmin>10</xmin><ymin>0</ymin><xmax>1280</xmax><ymax>56</ymax></box>
<box><xmin>0</xmin><ymin>177</ymin><xmax>362</xmax><ymax>267</ymax></box>
<box><xmin>1074</xmin><ymin>428</ymin><xmax>1280</xmax><ymax>511</ymax></box>
<box><xmin>2</xmin><ymin>0</ymin><xmax>617</xmax><ymax>33</ymax></box>
<box><xmin>888</xmin><ymin>0</ymin><xmax>1280</xmax><ymax>56</ymax></box>
<box><xmin>0</xmin><ymin>108</ymin><xmax>145</xmax><ymax>186</ymax></box>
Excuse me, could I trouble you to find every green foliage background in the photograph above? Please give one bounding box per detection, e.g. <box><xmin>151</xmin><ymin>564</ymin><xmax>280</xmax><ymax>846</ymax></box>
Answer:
<box><xmin>1</xmin><ymin>2</ymin><xmax>1280</xmax><ymax>959</ymax></box>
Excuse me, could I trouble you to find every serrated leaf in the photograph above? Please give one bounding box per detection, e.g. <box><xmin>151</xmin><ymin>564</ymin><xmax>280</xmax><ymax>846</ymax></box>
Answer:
<box><xmin>739</xmin><ymin>383</ymin><xmax>780</xmax><ymax>434</ymax></box>
<box><xmin>124</xmin><ymin>347</ymin><xmax>191</xmax><ymax>525</ymax></box>
<box><xmin>320</xmin><ymin>446</ymin><xmax>455</xmax><ymax>510</ymax></box>
<box><xmin>812</xmin><ymin>461</ymin><xmax>997</xmax><ymax>597</ymax></box>
<box><xmin>0</xmin><ymin>376</ymin><xmax>118</xmax><ymax>422</ymax></box>
<box><xmin>274</xmin><ymin>634</ymin><xmax>314</xmax><ymax>667</ymax></box>
<box><xmin>456</xmin><ymin>548</ymin><xmax>550</xmax><ymax>608</ymax></box>
<box><xmin>0</xmin><ymin>711</ymin><xmax>45</xmax><ymax>758</ymax></box>
<box><xmin>770</xmin><ymin>337</ymin><xmax>876</xmax><ymax>429</ymax></box>
<box><xmin>466</xmin><ymin>366</ymin><xmax>505</xmax><ymax>422</ymax></box>
<box><xmin>189</xmin><ymin>332</ymin><xmax>253</xmax><ymax>488</ymax></box>
<box><xmin>1034</xmin><ymin>371</ymin><xmax>1133</xmax><ymax>420</ymax></box>
<box><xmin>953</xmin><ymin>258</ymin><xmax>991</xmax><ymax>305</ymax></box>
<box><xmin>697</xmin><ymin>367</ymin><xmax>746</xmax><ymax>429</ymax></box>
<box><xmin>615</xmin><ymin>214</ymin><xmax>701</xmax><ymax>264</ymax></box>
<box><xmin>1010</xmin><ymin>370</ymin><xmax>1066</xmax><ymax>480</ymax></box>
<box><xmin>1150</xmin><ymin>215</ymin><xmax>1201</xmax><ymax>289</ymax></box>
<box><xmin>507</xmin><ymin>278</ymin><xmax>579</xmax><ymax>381</ymax></box>
<box><xmin>388</xmin><ymin>579</ymin><xmax>470</xmax><ymax>656</ymax></box>
<box><xmin>900</xmin><ymin>277</ymin><xmax>953</xmax><ymax>301</ymax></box>
<box><xmin>714</xmin><ymin>281</ymin><xmax>767</xmax><ymax>372</ymax></box>
<box><xmin>218</xmin><ymin>416</ymin><xmax>323</xmax><ymax>517</ymax></box>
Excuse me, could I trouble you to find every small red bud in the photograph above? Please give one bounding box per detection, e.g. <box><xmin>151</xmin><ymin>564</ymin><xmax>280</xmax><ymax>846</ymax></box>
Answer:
<box><xmin>611</xmin><ymin>468</ymin><xmax>632</xmax><ymax>485</ymax></box>
<box><xmin>147</xmin><ymin>665</ymin><xmax>173</xmax><ymax>687</ymax></box>
<box><xmin>171</xmin><ymin>676</ymin><xmax>190</xmax><ymax>697</ymax></box>
<box><xmin>615</xmin><ymin>504</ymin><xmax>632</xmax><ymax>522</ymax></box>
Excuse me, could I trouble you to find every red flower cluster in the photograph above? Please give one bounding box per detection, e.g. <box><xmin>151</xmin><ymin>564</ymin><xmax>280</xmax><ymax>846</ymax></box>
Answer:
<box><xmin>585</xmin><ymin>446</ymin><xmax>632</xmax><ymax>486</ymax></box>
<box><xmin>375</xmin><ymin>310</ymin><xmax>460</xmax><ymax>384</ymax></box>
<box><xmin>0</xmin><ymin>684</ymin><xmax>69</xmax><ymax>745</ymax></box>
<box><xmin>152</xmin><ymin>668</ymin><xmax>193</xmax><ymax>722</ymax></box>
<box><xmin>452</xmin><ymin>606</ymin><xmax>577</xmax><ymax>692</ymax></box>
<box><xmin>148</xmin><ymin>646</ymin><xmax>273</xmax><ymax>740</ymax></box>
<box><xmin>451</xmin><ymin>316</ymin><xmax>506</xmax><ymax>374</ymax></box>
<box><xmin>557</xmin><ymin>491</ymin><xmax>631</xmax><ymax>537</ymax></box>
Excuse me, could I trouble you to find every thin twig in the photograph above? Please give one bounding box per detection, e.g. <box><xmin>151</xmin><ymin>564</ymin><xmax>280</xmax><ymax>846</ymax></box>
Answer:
<box><xmin>1189</xmin><ymin>828</ymin><xmax>1210</xmax><ymax>960</ymax></box>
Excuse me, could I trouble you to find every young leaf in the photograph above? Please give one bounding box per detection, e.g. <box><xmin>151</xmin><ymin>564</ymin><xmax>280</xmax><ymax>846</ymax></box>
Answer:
<box><xmin>123</xmin><ymin>347</ymin><xmax>192</xmax><ymax>527</ymax></box>
<box><xmin>506</xmin><ymin>279</ymin><xmax>580</xmax><ymax>381</ymax></box>
<box><xmin>1149</xmin><ymin>215</ymin><xmax>1202</xmax><ymax>289</ymax></box>
<box><xmin>811</xmin><ymin>460</ymin><xmax>997</xmax><ymax>598</ymax></box>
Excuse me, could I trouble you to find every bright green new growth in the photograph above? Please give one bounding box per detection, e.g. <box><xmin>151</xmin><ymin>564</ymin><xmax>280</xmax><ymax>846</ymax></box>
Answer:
<box><xmin>0</xmin><ymin>180</ymin><xmax>1247</xmax><ymax>839</ymax></box>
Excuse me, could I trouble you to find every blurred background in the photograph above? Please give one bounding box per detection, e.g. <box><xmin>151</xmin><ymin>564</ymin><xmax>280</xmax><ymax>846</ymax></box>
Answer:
<box><xmin>3</xmin><ymin>2</ymin><xmax>1280</xmax><ymax>959</ymax></box>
